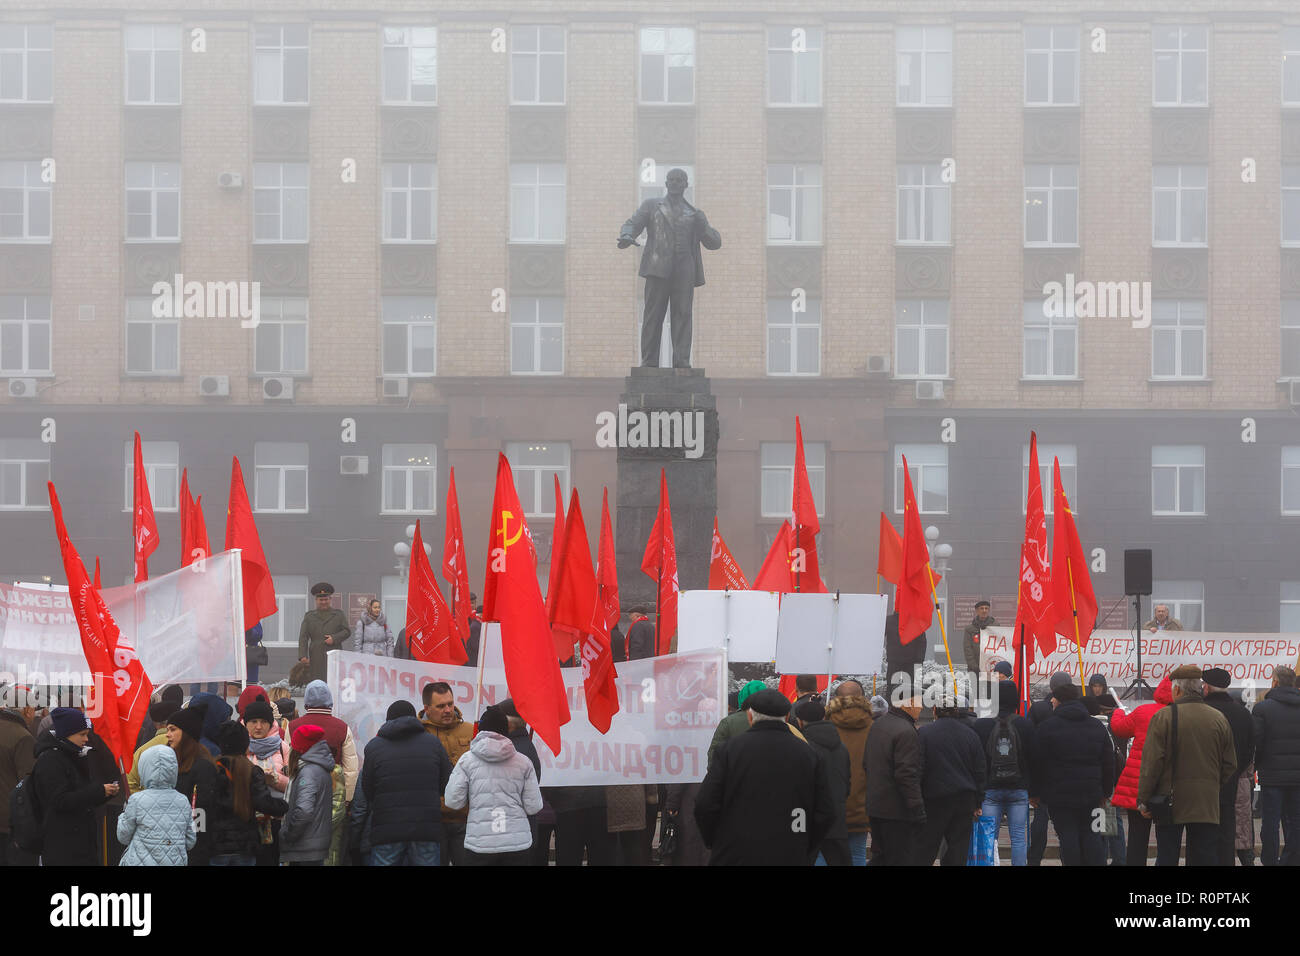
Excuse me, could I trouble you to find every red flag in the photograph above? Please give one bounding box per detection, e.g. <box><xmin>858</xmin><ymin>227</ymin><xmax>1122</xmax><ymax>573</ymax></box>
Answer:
<box><xmin>897</xmin><ymin>454</ymin><xmax>935</xmax><ymax>645</ymax></box>
<box><xmin>1014</xmin><ymin>433</ymin><xmax>1057</xmax><ymax>656</ymax></box>
<box><xmin>544</xmin><ymin>474</ymin><xmax>576</xmax><ymax>660</ymax></box>
<box><xmin>1013</xmin><ymin>623</ymin><xmax>1033</xmax><ymax>715</ymax></box>
<box><xmin>779</xmin><ymin>674</ymin><xmax>830</xmax><ymax>701</ymax></box>
<box><xmin>1051</xmin><ymin>456</ymin><xmax>1097</xmax><ymax>647</ymax></box>
<box><xmin>753</xmin><ymin>520</ymin><xmax>796</xmax><ymax>592</ymax></box>
<box><xmin>876</xmin><ymin>513</ymin><xmax>904</xmax><ymax>587</ymax></box>
<box><xmin>791</xmin><ymin>416</ymin><xmax>826</xmax><ymax>592</ymax></box>
<box><xmin>225</xmin><ymin>456</ymin><xmax>277</xmax><ymax>631</ymax></box>
<box><xmin>179</xmin><ymin>468</ymin><xmax>191</xmax><ymax>567</ymax></box>
<box><xmin>482</xmin><ymin>453</ymin><xmax>571</xmax><ymax>755</ymax></box>
<box><xmin>131</xmin><ymin>432</ymin><xmax>159</xmax><ymax>583</ymax></box>
<box><xmin>709</xmin><ymin>517</ymin><xmax>750</xmax><ymax>591</ymax></box>
<box><xmin>639</xmin><ymin>470</ymin><xmax>679</xmax><ymax>657</ymax></box>
<box><xmin>597</xmin><ymin>488</ymin><xmax>620</xmax><ymax>633</ymax></box>
<box><xmin>190</xmin><ymin>495</ymin><xmax>210</xmax><ymax>563</ymax></box>
<box><xmin>441</xmin><ymin>468</ymin><xmax>472</xmax><ymax>649</ymax></box>
<box><xmin>92</xmin><ymin>557</ymin><xmax>101</xmax><ymax>590</ymax></box>
<box><xmin>50</xmin><ymin>483</ymin><xmax>153</xmax><ymax>768</ymax></box>
<box><xmin>549</xmin><ymin>490</ymin><xmax>619</xmax><ymax>733</ymax></box>
<box><xmin>408</xmin><ymin>520</ymin><xmax>466</xmax><ymax>664</ymax></box>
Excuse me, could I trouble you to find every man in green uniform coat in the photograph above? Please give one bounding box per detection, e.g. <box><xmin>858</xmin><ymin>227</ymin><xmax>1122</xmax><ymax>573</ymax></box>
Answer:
<box><xmin>298</xmin><ymin>582</ymin><xmax>351</xmax><ymax>683</ymax></box>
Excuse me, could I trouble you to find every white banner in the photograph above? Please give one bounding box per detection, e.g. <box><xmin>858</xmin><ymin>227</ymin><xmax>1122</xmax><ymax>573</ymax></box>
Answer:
<box><xmin>0</xmin><ymin>550</ymin><xmax>246</xmax><ymax>686</ymax></box>
<box><xmin>978</xmin><ymin>626</ymin><xmax>1300</xmax><ymax>687</ymax></box>
<box><xmin>327</xmin><ymin>646</ymin><xmax>727</xmax><ymax>785</ymax></box>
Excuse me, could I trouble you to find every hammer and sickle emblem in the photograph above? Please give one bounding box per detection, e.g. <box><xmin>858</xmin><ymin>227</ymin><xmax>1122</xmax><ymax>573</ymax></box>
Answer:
<box><xmin>498</xmin><ymin>510</ymin><xmax>523</xmax><ymax>549</ymax></box>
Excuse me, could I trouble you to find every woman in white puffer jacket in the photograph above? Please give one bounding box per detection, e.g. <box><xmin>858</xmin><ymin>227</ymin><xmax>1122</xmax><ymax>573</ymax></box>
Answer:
<box><xmin>444</xmin><ymin>705</ymin><xmax>543</xmax><ymax>865</ymax></box>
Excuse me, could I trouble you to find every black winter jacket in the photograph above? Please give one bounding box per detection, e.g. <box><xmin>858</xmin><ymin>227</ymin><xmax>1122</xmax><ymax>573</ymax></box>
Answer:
<box><xmin>800</xmin><ymin>720</ymin><xmax>850</xmax><ymax>841</ymax></box>
<box><xmin>972</xmin><ymin>711</ymin><xmax>1035</xmax><ymax>792</ymax></box>
<box><xmin>207</xmin><ymin>757</ymin><xmax>289</xmax><ymax>858</ymax></box>
<box><xmin>1204</xmin><ymin>691</ymin><xmax>1254</xmax><ymax>797</ymax></box>
<box><xmin>884</xmin><ymin>612</ymin><xmax>926</xmax><ymax>689</ymax></box>
<box><xmin>30</xmin><ymin>733</ymin><xmax>110</xmax><ymax>866</ymax></box>
<box><xmin>1030</xmin><ymin>699</ymin><xmax>1116</xmax><ymax>808</ymax></box>
<box><xmin>918</xmin><ymin>715</ymin><xmax>987</xmax><ymax>807</ymax></box>
<box><xmin>174</xmin><ymin>753</ymin><xmax>220</xmax><ymax>865</ymax></box>
<box><xmin>361</xmin><ymin>715</ymin><xmax>452</xmax><ymax>846</ymax></box>
<box><xmin>1252</xmin><ymin>685</ymin><xmax>1300</xmax><ymax>787</ymax></box>
<box><xmin>864</xmin><ymin>708</ymin><xmax>925</xmax><ymax>822</ymax></box>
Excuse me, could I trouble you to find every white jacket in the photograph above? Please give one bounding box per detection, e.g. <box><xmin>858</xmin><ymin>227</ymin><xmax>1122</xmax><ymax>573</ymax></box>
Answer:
<box><xmin>444</xmin><ymin>731</ymin><xmax>543</xmax><ymax>854</ymax></box>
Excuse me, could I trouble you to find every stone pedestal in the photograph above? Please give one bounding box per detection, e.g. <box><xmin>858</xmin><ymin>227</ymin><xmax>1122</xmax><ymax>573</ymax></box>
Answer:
<box><xmin>615</xmin><ymin>367</ymin><xmax>720</xmax><ymax>614</ymax></box>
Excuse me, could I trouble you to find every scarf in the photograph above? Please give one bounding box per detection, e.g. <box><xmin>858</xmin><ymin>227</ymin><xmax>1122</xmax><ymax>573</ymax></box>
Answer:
<box><xmin>365</xmin><ymin>612</ymin><xmax>388</xmax><ymax>630</ymax></box>
<box><xmin>248</xmin><ymin>730</ymin><xmax>283</xmax><ymax>760</ymax></box>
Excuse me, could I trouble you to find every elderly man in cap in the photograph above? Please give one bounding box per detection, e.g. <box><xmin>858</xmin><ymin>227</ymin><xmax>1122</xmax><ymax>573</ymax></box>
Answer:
<box><xmin>962</xmin><ymin>600</ymin><xmax>998</xmax><ymax>678</ymax></box>
<box><xmin>695</xmin><ymin>689</ymin><xmax>833</xmax><ymax>865</ymax></box>
<box><xmin>1138</xmin><ymin>664</ymin><xmax>1237</xmax><ymax>866</ymax></box>
<box><xmin>297</xmin><ymin>582</ymin><xmax>351</xmax><ymax>684</ymax></box>
<box><xmin>1201</xmin><ymin>667</ymin><xmax>1254</xmax><ymax>866</ymax></box>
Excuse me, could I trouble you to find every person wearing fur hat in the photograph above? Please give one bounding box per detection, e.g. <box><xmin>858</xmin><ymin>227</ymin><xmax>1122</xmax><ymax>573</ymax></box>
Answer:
<box><xmin>117</xmin><ymin>745</ymin><xmax>195</xmax><ymax>866</ymax></box>
<box><xmin>297</xmin><ymin>582</ymin><xmax>351</xmax><ymax>683</ymax></box>
<box><xmin>280</xmin><ymin>724</ymin><xmax>337</xmax><ymax>866</ymax></box>
<box><xmin>828</xmin><ymin>680</ymin><xmax>874</xmax><ymax>866</ymax></box>
<box><xmin>166</xmin><ymin>704</ymin><xmax>219</xmax><ymax>865</ymax></box>
<box><xmin>204</xmin><ymin>721</ymin><xmax>289</xmax><ymax>866</ymax></box>
<box><xmin>30</xmin><ymin>707</ymin><xmax>119</xmax><ymax>865</ymax></box>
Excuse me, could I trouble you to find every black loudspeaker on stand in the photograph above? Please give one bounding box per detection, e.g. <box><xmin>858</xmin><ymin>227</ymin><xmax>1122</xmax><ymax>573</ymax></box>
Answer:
<box><xmin>1122</xmin><ymin>549</ymin><xmax>1153</xmax><ymax>701</ymax></box>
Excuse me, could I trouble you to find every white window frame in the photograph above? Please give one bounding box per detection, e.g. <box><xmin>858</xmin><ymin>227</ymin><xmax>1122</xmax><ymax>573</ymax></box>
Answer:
<box><xmin>254</xmin><ymin>442</ymin><xmax>309</xmax><ymax>514</ymax></box>
<box><xmin>122</xmin><ymin>440</ymin><xmax>179</xmax><ymax>513</ymax></box>
<box><xmin>1285</xmin><ymin>300</ymin><xmax>1300</xmax><ymax>379</ymax></box>
<box><xmin>125</xmin><ymin>162</ymin><xmax>181</xmax><ymax>241</ymax></box>
<box><xmin>1152</xmin><ymin>165</ymin><xmax>1207</xmax><ymax>247</ymax></box>
<box><xmin>1152</xmin><ymin>25</ymin><xmax>1208</xmax><ymax>107</ymax></box>
<box><xmin>1283</xmin><ymin>447</ymin><xmax>1300</xmax><ymax>516</ymax></box>
<box><xmin>1284</xmin><ymin>166</ymin><xmax>1300</xmax><ymax>247</ymax></box>
<box><xmin>637</xmin><ymin>161</ymin><xmax>695</xmax><ymax>206</ymax></box>
<box><xmin>0</xmin><ymin>161</ymin><xmax>52</xmax><ymax>243</ymax></box>
<box><xmin>0</xmin><ymin>294</ymin><xmax>51</xmax><ymax>375</ymax></box>
<box><xmin>1023</xmin><ymin>299</ymin><xmax>1078</xmax><ymax>379</ymax></box>
<box><xmin>510</xmin><ymin>25</ymin><xmax>565</xmax><ymax>105</ymax></box>
<box><xmin>1282</xmin><ymin>582</ymin><xmax>1300</xmax><ymax>632</ymax></box>
<box><xmin>382</xmin><ymin>162</ymin><xmax>437</xmax><ymax>243</ymax></box>
<box><xmin>897</xmin><ymin>163</ymin><xmax>951</xmax><ymax>244</ymax></box>
<box><xmin>0</xmin><ymin>24</ymin><xmax>52</xmax><ymax>104</ymax></box>
<box><xmin>1023</xmin><ymin>443</ymin><xmax>1077</xmax><ymax>515</ymax></box>
<box><xmin>253</xmin><ymin>24</ymin><xmax>309</xmax><ymax>105</ymax></box>
<box><xmin>1285</xmin><ymin>27</ymin><xmax>1300</xmax><ymax>106</ymax></box>
<box><xmin>767</xmin><ymin>163</ymin><xmax>822</xmax><ymax>244</ymax></box>
<box><xmin>1152</xmin><ymin>581</ymin><xmax>1205</xmax><ymax>630</ymax></box>
<box><xmin>896</xmin><ymin>25</ymin><xmax>952</xmax><ymax>107</ymax></box>
<box><xmin>767</xmin><ymin>25</ymin><xmax>822</xmax><ymax>107</ymax></box>
<box><xmin>382</xmin><ymin>297</ymin><xmax>437</xmax><ymax>377</ymax></box>
<box><xmin>381</xmin><ymin>26</ymin><xmax>436</xmax><ymax>105</ymax></box>
<box><xmin>1151</xmin><ymin>299</ymin><xmax>1206</xmax><ymax>380</ymax></box>
<box><xmin>639</xmin><ymin>26</ymin><xmax>694</xmax><ymax>105</ymax></box>
<box><xmin>766</xmin><ymin>297</ymin><xmax>821</xmax><ymax>376</ymax></box>
<box><xmin>1151</xmin><ymin>445</ymin><xmax>1206</xmax><ymax>516</ymax></box>
<box><xmin>894</xmin><ymin>299</ymin><xmax>950</xmax><ymax>379</ymax></box>
<box><xmin>1024</xmin><ymin>24</ymin><xmax>1079</xmax><ymax>106</ymax></box>
<box><xmin>510</xmin><ymin>296</ymin><xmax>564</xmax><ymax>375</ymax></box>
<box><xmin>761</xmin><ymin>442</ymin><xmax>827</xmax><ymax>518</ymax></box>
<box><xmin>0</xmin><ymin>439</ymin><xmax>50</xmax><ymax>511</ymax></box>
<box><xmin>381</xmin><ymin>443</ymin><xmax>437</xmax><ymax>515</ymax></box>
<box><xmin>253</xmin><ymin>162</ymin><xmax>309</xmax><ymax>243</ymax></box>
<box><xmin>124</xmin><ymin>24</ymin><xmax>181</xmax><ymax>105</ymax></box>
<box><xmin>381</xmin><ymin>575</ymin><xmax>407</xmax><ymax>634</ymax></box>
<box><xmin>510</xmin><ymin>163</ymin><xmax>565</xmax><ymax>243</ymax></box>
<box><xmin>125</xmin><ymin>296</ymin><xmax>179</xmax><ymax>375</ymax></box>
<box><xmin>265</xmin><ymin>575</ymin><xmax>308</xmax><ymax>645</ymax></box>
<box><xmin>505</xmin><ymin>441</ymin><xmax>570</xmax><ymax>518</ymax></box>
<box><xmin>254</xmin><ymin>297</ymin><xmax>308</xmax><ymax>376</ymax></box>
<box><xmin>893</xmin><ymin>443</ymin><xmax>948</xmax><ymax>514</ymax></box>
<box><xmin>1024</xmin><ymin>164</ymin><xmax>1078</xmax><ymax>246</ymax></box>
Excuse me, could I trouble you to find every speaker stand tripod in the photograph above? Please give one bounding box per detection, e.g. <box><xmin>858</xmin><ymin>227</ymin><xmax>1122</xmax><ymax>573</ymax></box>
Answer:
<box><xmin>1121</xmin><ymin>593</ymin><xmax>1154</xmax><ymax>701</ymax></box>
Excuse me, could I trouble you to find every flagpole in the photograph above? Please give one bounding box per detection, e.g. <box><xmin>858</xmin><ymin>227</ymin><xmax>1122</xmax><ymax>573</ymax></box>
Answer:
<box><xmin>926</xmin><ymin>567</ymin><xmax>955</xmax><ymax>684</ymax></box>
<box><xmin>1067</xmin><ymin>557</ymin><xmax>1086</xmax><ymax>694</ymax></box>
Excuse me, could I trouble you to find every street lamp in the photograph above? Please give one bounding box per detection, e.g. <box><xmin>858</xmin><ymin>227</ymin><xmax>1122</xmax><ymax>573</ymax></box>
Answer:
<box><xmin>392</xmin><ymin>524</ymin><xmax>431</xmax><ymax>580</ymax></box>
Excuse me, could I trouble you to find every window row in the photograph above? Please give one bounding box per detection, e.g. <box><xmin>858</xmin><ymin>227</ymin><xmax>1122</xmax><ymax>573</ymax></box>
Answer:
<box><xmin>8</xmin><ymin>24</ymin><xmax>1300</xmax><ymax>109</ymax></box>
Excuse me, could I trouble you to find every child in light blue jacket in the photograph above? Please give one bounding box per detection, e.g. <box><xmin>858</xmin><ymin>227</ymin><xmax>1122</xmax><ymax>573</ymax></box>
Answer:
<box><xmin>117</xmin><ymin>745</ymin><xmax>196</xmax><ymax>866</ymax></box>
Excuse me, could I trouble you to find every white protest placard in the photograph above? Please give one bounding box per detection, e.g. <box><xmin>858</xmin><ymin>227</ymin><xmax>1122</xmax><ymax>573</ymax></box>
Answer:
<box><xmin>677</xmin><ymin>589</ymin><xmax>779</xmax><ymax>662</ymax></box>
<box><xmin>775</xmin><ymin>593</ymin><xmax>890</xmax><ymax>674</ymax></box>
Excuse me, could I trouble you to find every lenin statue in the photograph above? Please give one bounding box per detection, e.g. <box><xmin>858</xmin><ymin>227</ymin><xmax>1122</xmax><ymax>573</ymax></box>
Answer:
<box><xmin>618</xmin><ymin>168</ymin><xmax>722</xmax><ymax>368</ymax></box>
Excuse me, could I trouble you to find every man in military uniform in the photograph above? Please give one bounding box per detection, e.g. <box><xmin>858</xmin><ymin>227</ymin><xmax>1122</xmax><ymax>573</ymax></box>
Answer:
<box><xmin>298</xmin><ymin>582</ymin><xmax>351</xmax><ymax>683</ymax></box>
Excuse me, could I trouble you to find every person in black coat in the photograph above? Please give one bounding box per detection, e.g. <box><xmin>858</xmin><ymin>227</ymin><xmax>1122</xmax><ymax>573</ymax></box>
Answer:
<box><xmin>167</xmin><ymin>705</ymin><xmax>220</xmax><ymax>865</ymax></box>
<box><xmin>624</xmin><ymin>606</ymin><xmax>656</xmax><ymax>662</ymax></box>
<box><xmin>1201</xmin><ymin>668</ymin><xmax>1254</xmax><ymax>866</ymax></box>
<box><xmin>1026</xmin><ymin>671</ymin><xmax>1071</xmax><ymax>865</ymax></box>
<box><xmin>864</xmin><ymin>699</ymin><xmax>926</xmax><ymax>865</ymax></box>
<box><xmin>361</xmin><ymin>700</ymin><xmax>452</xmax><ymax>865</ymax></box>
<box><xmin>795</xmin><ymin>698</ymin><xmax>851</xmax><ymax>866</ymax></box>
<box><xmin>207</xmin><ymin>722</ymin><xmax>289</xmax><ymax>865</ymax></box>
<box><xmin>916</xmin><ymin>698</ymin><xmax>987</xmax><ymax>866</ymax></box>
<box><xmin>30</xmin><ymin>708</ymin><xmax>117</xmax><ymax>866</ymax></box>
<box><xmin>1250</xmin><ymin>666</ymin><xmax>1300</xmax><ymax>865</ymax></box>
<box><xmin>695</xmin><ymin>690</ymin><xmax>833</xmax><ymax>866</ymax></box>
<box><xmin>884</xmin><ymin>611</ymin><xmax>927</xmax><ymax>699</ymax></box>
<box><xmin>1030</xmin><ymin>683</ymin><xmax>1115</xmax><ymax>866</ymax></box>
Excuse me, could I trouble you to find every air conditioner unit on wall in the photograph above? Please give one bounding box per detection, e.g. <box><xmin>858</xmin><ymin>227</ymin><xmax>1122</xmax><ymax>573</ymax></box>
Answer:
<box><xmin>199</xmin><ymin>374</ymin><xmax>229</xmax><ymax>397</ymax></box>
<box><xmin>866</xmin><ymin>354</ymin><xmax>890</xmax><ymax>375</ymax></box>
<box><xmin>382</xmin><ymin>377</ymin><xmax>408</xmax><ymax>398</ymax></box>
<box><xmin>340</xmin><ymin>455</ymin><xmax>369</xmax><ymax>476</ymax></box>
<box><xmin>8</xmin><ymin>378</ymin><xmax>37</xmax><ymax>399</ymax></box>
<box><xmin>915</xmin><ymin>380</ymin><xmax>945</xmax><ymax>401</ymax></box>
<box><xmin>262</xmin><ymin>377</ymin><xmax>294</xmax><ymax>401</ymax></box>
<box><xmin>218</xmin><ymin>171</ymin><xmax>243</xmax><ymax>189</ymax></box>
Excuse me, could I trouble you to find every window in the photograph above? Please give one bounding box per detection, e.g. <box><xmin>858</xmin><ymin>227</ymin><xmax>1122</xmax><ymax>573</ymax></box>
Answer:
<box><xmin>382</xmin><ymin>297</ymin><xmax>436</xmax><ymax>376</ymax></box>
<box><xmin>640</xmin><ymin>27</ymin><xmax>693</xmax><ymax>104</ymax></box>
<box><xmin>0</xmin><ymin>24</ymin><xmax>51</xmax><ymax>103</ymax></box>
<box><xmin>1151</xmin><ymin>300</ymin><xmax>1205</xmax><ymax>379</ymax></box>
<box><xmin>1152</xmin><ymin>165</ymin><xmax>1207</xmax><ymax>246</ymax></box>
<box><xmin>511</xmin><ymin>26</ymin><xmax>564</xmax><ymax>104</ymax></box>
<box><xmin>1284</xmin><ymin>447</ymin><xmax>1300</xmax><ymax>515</ymax></box>
<box><xmin>893</xmin><ymin>444</ymin><xmax>948</xmax><ymax>514</ymax></box>
<box><xmin>895</xmin><ymin>300</ymin><xmax>950</xmax><ymax>378</ymax></box>
<box><xmin>897</xmin><ymin>26</ymin><xmax>952</xmax><ymax>107</ymax></box>
<box><xmin>254</xmin><ymin>24</ymin><xmax>308</xmax><ymax>104</ymax></box>
<box><xmin>125</xmin><ymin>297</ymin><xmax>179</xmax><ymax>375</ymax></box>
<box><xmin>1151</xmin><ymin>581</ymin><xmax>1204</xmax><ymax>630</ymax></box>
<box><xmin>1151</xmin><ymin>445</ymin><xmax>1205</xmax><ymax>515</ymax></box>
<box><xmin>1024</xmin><ymin>165</ymin><xmax>1077</xmax><ymax>246</ymax></box>
<box><xmin>254</xmin><ymin>442</ymin><xmax>308</xmax><ymax>513</ymax></box>
<box><xmin>1282</xmin><ymin>582</ymin><xmax>1300</xmax><ymax>632</ymax></box>
<box><xmin>382</xmin><ymin>163</ymin><xmax>436</xmax><ymax>242</ymax></box>
<box><xmin>1024</xmin><ymin>25</ymin><xmax>1079</xmax><ymax>105</ymax></box>
<box><xmin>254</xmin><ymin>297</ymin><xmax>308</xmax><ymax>375</ymax></box>
<box><xmin>265</xmin><ymin>575</ymin><xmax>307</xmax><ymax>644</ymax></box>
<box><xmin>510</xmin><ymin>297</ymin><xmax>563</xmax><ymax>374</ymax></box>
<box><xmin>125</xmin><ymin>24</ymin><xmax>181</xmax><ymax>105</ymax></box>
<box><xmin>125</xmin><ymin>162</ymin><xmax>180</xmax><ymax>241</ymax></box>
<box><xmin>382</xmin><ymin>443</ymin><xmax>436</xmax><ymax>514</ymax></box>
<box><xmin>381</xmin><ymin>575</ymin><xmax>406</xmax><ymax>633</ymax></box>
<box><xmin>505</xmin><ymin>442</ymin><xmax>569</xmax><ymax>517</ymax></box>
<box><xmin>0</xmin><ymin>161</ymin><xmax>52</xmax><ymax>242</ymax></box>
<box><xmin>761</xmin><ymin>442</ymin><xmax>826</xmax><ymax>517</ymax></box>
<box><xmin>767</xmin><ymin>25</ymin><xmax>822</xmax><ymax>106</ymax></box>
<box><xmin>0</xmin><ymin>439</ymin><xmax>49</xmax><ymax>510</ymax></box>
<box><xmin>767</xmin><ymin>164</ymin><xmax>822</xmax><ymax>243</ymax></box>
<box><xmin>382</xmin><ymin>27</ymin><xmax>436</xmax><ymax>104</ymax></box>
<box><xmin>1284</xmin><ymin>167</ymin><xmax>1300</xmax><ymax>246</ymax></box>
<box><xmin>1286</xmin><ymin>301</ymin><xmax>1300</xmax><ymax>378</ymax></box>
<box><xmin>1023</xmin><ymin>299</ymin><xmax>1077</xmax><ymax>378</ymax></box>
<box><xmin>1286</xmin><ymin>27</ymin><xmax>1300</xmax><ymax>105</ymax></box>
<box><xmin>253</xmin><ymin>163</ymin><xmax>308</xmax><ymax>242</ymax></box>
<box><xmin>123</xmin><ymin>440</ymin><xmax>179</xmax><ymax>511</ymax></box>
<box><xmin>638</xmin><ymin>162</ymin><xmax>694</xmax><ymax>205</ymax></box>
<box><xmin>510</xmin><ymin>163</ymin><xmax>565</xmax><ymax>242</ymax></box>
<box><xmin>0</xmin><ymin>295</ymin><xmax>50</xmax><ymax>375</ymax></box>
<box><xmin>766</xmin><ymin>298</ymin><xmax>820</xmax><ymax>376</ymax></box>
<box><xmin>1023</xmin><ymin>443</ymin><xmax>1077</xmax><ymax>514</ymax></box>
<box><xmin>1153</xmin><ymin>25</ymin><xmax>1207</xmax><ymax>106</ymax></box>
<box><xmin>897</xmin><ymin>164</ymin><xmax>950</xmax><ymax>244</ymax></box>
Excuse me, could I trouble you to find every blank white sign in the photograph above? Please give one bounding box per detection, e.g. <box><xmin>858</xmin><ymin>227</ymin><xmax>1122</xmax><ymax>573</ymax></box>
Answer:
<box><xmin>775</xmin><ymin>592</ymin><xmax>889</xmax><ymax>674</ymax></box>
<box><xmin>677</xmin><ymin>589</ymin><xmax>781</xmax><ymax>662</ymax></box>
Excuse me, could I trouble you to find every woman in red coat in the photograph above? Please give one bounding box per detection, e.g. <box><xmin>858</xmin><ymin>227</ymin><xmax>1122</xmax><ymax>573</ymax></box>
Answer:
<box><xmin>1108</xmin><ymin>674</ymin><xmax>1172</xmax><ymax>866</ymax></box>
